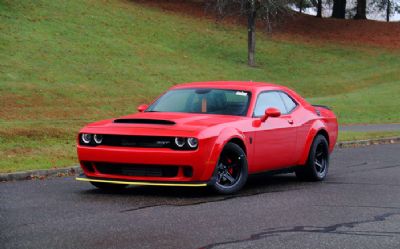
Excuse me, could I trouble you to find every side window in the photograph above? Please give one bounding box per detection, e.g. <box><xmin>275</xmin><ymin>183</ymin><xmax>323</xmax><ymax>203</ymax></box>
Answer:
<box><xmin>253</xmin><ymin>91</ymin><xmax>287</xmax><ymax>117</ymax></box>
<box><xmin>279</xmin><ymin>92</ymin><xmax>297</xmax><ymax>113</ymax></box>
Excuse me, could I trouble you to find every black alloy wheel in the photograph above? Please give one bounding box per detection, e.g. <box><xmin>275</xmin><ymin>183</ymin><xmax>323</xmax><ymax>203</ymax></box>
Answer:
<box><xmin>212</xmin><ymin>142</ymin><xmax>248</xmax><ymax>194</ymax></box>
<box><xmin>295</xmin><ymin>134</ymin><xmax>329</xmax><ymax>181</ymax></box>
<box><xmin>314</xmin><ymin>140</ymin><xmax>328</xmax><ymax>178</ymax></box>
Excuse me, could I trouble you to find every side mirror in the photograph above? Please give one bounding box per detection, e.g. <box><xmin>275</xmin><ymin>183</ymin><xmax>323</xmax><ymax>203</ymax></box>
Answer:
<box><xmin>260</xmin><ymin>107</ymin><xmax>281</xmax><ymax>122</ymax></box>
<box><xmin>137</xmin><ymin>104</ymin><xmax>148</xmax><ymax>112</ymax></box>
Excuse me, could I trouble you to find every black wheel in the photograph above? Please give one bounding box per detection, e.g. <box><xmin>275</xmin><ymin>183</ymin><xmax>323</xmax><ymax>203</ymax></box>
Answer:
<box><xmin>295</xmin><ymin>134</ymin><xmax>329</xmax><ymax>181</ymax></box>
<box><xmin>211</xmin><ymin>143</ymin><xmax>248</xmax><ymax>194</ymax></box>
<box><xmin>90</xmin><ymin>181</ymin><xmax>128</xmax><ymax>191</ymax></box>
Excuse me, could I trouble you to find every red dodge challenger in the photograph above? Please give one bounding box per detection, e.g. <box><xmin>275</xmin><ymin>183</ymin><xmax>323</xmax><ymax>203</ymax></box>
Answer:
<box><xmin>76</xmin><ymin>81</ymin><xmax>338</xmax><ymax>194</ymax></box>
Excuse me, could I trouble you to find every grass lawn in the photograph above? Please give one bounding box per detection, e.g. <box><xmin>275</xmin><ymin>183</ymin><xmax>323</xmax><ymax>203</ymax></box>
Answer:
<box><xmin>1</xmin><ymin>0</ymin><xmax>399</xmax><ymax>172</ymax></box>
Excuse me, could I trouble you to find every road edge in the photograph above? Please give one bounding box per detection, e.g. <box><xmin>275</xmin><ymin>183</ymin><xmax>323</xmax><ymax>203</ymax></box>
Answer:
<box><xmin>0</xmin><ymin>166</ymin><xmax>82</xmax><ymax>182</ymax></box>
<box><xmin>336</xmin><ymin>136</ymin><xmax>400</xmax><ymax>148</ymax></box>
<box><xmin>1</xmin><ymin>136</ymin><xmax>399</xmax><ymax>182</ymax></box>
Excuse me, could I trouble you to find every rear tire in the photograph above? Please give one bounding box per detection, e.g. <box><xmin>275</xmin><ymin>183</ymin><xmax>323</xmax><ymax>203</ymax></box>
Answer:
<box><xmin>295</xmin><ymin>134</ymin><xmax>329</xmax><ymax>181</ymax></box>
<box><xmin>211</xmin><ymin>143</ymin><xmax>248</xmax><ymax>195</ymax></box>
<box><xmin>90</xmin><ymin>181</ymin><xmax>128</xmax><ymax>191</ymax></box>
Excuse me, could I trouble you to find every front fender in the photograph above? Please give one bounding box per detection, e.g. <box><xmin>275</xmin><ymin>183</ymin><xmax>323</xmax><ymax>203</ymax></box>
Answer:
<box><xmin>199</xmin><ymin>127</ymin><xmax>247</xmax><ymax>180</ymax></box>
<box><xmin>298</xmin><ymin>120</ymin><xmax>327</xmax><ymax>166</ymax></box>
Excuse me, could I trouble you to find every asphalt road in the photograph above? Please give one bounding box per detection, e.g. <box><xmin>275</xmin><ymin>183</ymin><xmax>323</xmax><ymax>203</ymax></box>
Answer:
<box><xmin>339</xmin><ymin>123</ymin><xmax>400</xmax><ymax>132</ymax></box>
<box><xmin>1</xmin><ymin>144</ymin><xmax>400</xmax><ymax>249</ymax></box>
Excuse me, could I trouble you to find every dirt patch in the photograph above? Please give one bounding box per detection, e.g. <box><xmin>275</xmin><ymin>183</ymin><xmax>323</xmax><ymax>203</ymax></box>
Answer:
<box><xmin>275</xmin><ymin>13</ymin><xmax>400</xmax><ymax>49</ymax></box>
<box><xmin>131</xmin><ymin>0</ymin><xmax>400</xmax><ymax>49</ymax></box>
<box><xmin>132</xmin><ymin>0</ymin><xmax>208</xmax><ymax>18</ymax></box>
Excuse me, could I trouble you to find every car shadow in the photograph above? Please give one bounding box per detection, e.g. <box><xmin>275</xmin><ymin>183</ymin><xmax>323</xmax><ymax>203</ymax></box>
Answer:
<box><xmin>78</xmin><ymin>173</ymin><xmax>309</xmax><ymax>200</ymax></box>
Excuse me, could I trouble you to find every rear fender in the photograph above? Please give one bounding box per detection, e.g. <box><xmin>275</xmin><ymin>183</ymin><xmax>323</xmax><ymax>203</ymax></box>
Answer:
<box><xmin>298</xmin><ymin>120</ymin><xmax>327</xmax><ymax>166</ymax></box>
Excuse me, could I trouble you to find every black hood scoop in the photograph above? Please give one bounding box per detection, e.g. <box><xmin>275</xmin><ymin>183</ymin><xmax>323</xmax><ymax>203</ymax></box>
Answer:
<box><xmin>113</xmin><ymin>119</ymin><xmax>176</xmax><ymax>125</ymax></box>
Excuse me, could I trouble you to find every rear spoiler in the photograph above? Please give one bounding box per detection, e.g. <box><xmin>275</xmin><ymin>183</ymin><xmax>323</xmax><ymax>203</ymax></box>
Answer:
<box><xmin>312</xmin><ymin>104</ymin><xmax>331</xmax><ymax>110</ymax></box>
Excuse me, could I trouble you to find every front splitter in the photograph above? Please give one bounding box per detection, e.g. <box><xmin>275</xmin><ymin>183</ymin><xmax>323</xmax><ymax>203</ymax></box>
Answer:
<box><xmin>76</xmin><ymin>174</ymin><xmax>208</xmax><ymax>187</ymax></box>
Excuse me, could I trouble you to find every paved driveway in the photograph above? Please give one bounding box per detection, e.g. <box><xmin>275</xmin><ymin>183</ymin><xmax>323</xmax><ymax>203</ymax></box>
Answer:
<box><xmin>340</xmin><ymin>123</ymin><xmax>400</xmax><ymax>132</ymax></box>
<box><xmin>1</xmin><ymin>144</ymin><xmax>400</xmax><ymax>249</ymax></box>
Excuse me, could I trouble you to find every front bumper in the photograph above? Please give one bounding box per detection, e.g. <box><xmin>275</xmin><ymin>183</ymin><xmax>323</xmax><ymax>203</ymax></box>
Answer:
<box><xmin>76</xmin><ymin>137</ymin><xmax>220</xmax><ymax>183</ymax></box>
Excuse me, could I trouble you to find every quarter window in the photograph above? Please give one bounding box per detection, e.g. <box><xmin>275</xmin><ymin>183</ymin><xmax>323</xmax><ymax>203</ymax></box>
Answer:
<box><xmin>253</xmin><ymin>91</ymin><xmax>287</xmax><ymax>117</ymax></box>
<box><xmin>279</xmin><ymin>92</ymin><xmax>297</xmax><ymax>113</ymax></box>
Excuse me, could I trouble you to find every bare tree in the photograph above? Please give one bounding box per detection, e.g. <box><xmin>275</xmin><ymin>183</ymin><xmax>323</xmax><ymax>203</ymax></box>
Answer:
<box><xmin>387</xmin><ymin>0</ymin><xmax>391</xmax><ymax>21</ymax></box>
<box><xmin>295</xmin><ymin>0</ymin><xmax>315</xmax><ymax>13</ymax></box>
<box><xmin>369</xmin><ymin>0</ymin><xmax>400</xmax><ymax>22</ymax></box>
<box><xmin>310</xmin><ymin>0</ymin><xmax>323</xmax><ymax>17</ymax></box>
<box><xmin>332</xmin><ymin>0</ymin><xmax>346</xmax><ymax>18</ymax></box>
<box><xmin>316</xmin><ymin>0</ymin><xmax>323</xmax><ymax>17</ymax></box>
<box><xmin>354</xmin><ymin>0</ymin><xmax>367</xmax><ymax>19</ymax></box>
<box><xmin>299</xmin><ymin>0</ymin><xmax>305</xmax><ymax>13</ymax></box>
<box><xmin>381</xmin><ymin>0</ymin><xmax>400</xmax><ymax>22</ymax></box>
<box><xmin>209</xmin><ymin>0</ymin><xmax>289</xmax><ymax>66</ymax></box>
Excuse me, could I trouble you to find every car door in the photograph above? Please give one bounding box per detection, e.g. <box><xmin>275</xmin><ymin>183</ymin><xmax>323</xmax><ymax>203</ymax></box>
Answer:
<box><xmin>252</xmin><ymin>91</ymin><xmax>298</xmax><ymax>172</ymax></box>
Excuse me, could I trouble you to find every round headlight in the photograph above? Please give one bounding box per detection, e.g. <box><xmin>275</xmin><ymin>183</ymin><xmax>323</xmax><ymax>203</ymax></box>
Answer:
<box><xmin>81</xmin><ymin>134</ymin><xmax>92</xmax><ymax>144</ymax></box>
<box><xmin>187</xmin><ymin>138</ymin><xmax>198</xmax><ymax>148</ymax></box>
<box><xmin>174</xmin><ymin>137</ymin><xmax>186</xmax><ymax>147</ymax></box>
<box><xmin>94</xmin><ymin>134</ymin><xmax>103</xmax><ymax>144</ymax></box>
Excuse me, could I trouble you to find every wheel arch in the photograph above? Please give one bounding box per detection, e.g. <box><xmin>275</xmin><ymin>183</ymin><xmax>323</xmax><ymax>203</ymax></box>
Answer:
<box><xmin>201</xmin><ymin>127</ymin><xmax>248</xmax><ymax>181</ymax></box>
<box><xmin>298</xmin><ymin>121</ymin><xmax>330</xmax><ymax>165</ymax></box>
<box><xmin>316</xmin><ymin>129</ymin><xmax>329</xmax><ymax>146</ymax></box>
<box><xmin>227</xmin><ymin>137</ymin><xmax>247</xmax><ymax>155</ymax></box>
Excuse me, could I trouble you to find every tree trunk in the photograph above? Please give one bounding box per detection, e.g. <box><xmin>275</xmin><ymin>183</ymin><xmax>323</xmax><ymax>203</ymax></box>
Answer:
<box><xmin>247</xmin><ymin>6</ymin><xmax>256</xmax><ymax>66</ymax></box>
<box><xmin>387</xmin><ymin>0</ymin><xmax>391</xmax><ymax>22</ymax></box>
<box><xmin>354</xmin><ymin>0</ymin><xmax>367</xmax><ymax>19</ymax></box>
<box><xmin>332</xmin><ymin>0</ymin><xmax>346</xmax><ymax>19</ymax></box>
<box><xmin>316</xmin><ymin>0</ymin><xmax>322</xmax><ymax>18</ymax></box>
<box><xmin>299</xmin><ymin>0</ymin><xmax>304</xmax><ymax>13</ymax></box>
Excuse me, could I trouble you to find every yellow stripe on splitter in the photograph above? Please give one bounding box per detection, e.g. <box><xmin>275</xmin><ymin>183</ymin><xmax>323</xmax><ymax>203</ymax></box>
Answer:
<box><xmin>75</xmin><ymin>177</ymin><xmax>207</xmax><ymax>187</ymax></box>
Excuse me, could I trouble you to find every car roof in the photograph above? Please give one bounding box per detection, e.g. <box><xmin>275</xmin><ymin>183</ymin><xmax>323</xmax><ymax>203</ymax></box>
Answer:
<box><xmin>171</xmin><ymin>81</ymin><xmax>281</xmax><ymax>91</ymax></box>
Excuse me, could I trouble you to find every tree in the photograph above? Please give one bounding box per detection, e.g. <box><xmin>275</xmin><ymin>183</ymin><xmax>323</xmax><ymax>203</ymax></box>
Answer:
<box><xmin>299</xmin><ymin>0</ymin><xmax>305</xmax><ymax>13</ymax></box>
<box><xmin>332</xmin><ymin>0</ymin><xmax>347</xmax><ymax>18</ymax></box>
<box><xmin>209</xmin><ymin>0</ymin><xmax>289</xmax><ymax>66</ymax></box>
<box><xmin>310</xmin><ymin>0</ymin><xmax>323</xmax><ymax>17</ymax></box>
<box><xmin>354</xmin><ymin>0</ymin><xmax>367</xmax><ymax>19</ymax></box>
<box><xmin>381</xmin><ymin>0</ymin><xmax>400</xmax><ymax>22</ymax></box>
<box><xmin>386</xmin><ymin>0</ymin><xmax>391</xmax><ymax>21</ymax></box>
<box><xmin>295</xmin><ymin>0</ymin><xmax>314</xmax><ymax>13</ymax></box>
<box><xmin>316</xmin><ymin>0</ymin><xmax>323</xmax><ymax>17</ymax></box>
<box><xmin>369</xmin><ymin>0</ymin><xmax>400</xmax><ymax>22</ymax></box>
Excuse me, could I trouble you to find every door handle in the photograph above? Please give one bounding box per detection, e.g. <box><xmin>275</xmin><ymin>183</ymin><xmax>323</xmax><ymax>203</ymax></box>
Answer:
<box><xmin>288</xmin><ymin>119</ymin><xmax>294</xmax><ymax>125</ymax></box>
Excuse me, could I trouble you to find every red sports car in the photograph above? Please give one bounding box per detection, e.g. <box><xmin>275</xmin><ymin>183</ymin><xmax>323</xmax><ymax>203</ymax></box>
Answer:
<box><xmin>76</xmin><ymin>81</ymin><xmax>338</xmax><ymax>194</ymax></box>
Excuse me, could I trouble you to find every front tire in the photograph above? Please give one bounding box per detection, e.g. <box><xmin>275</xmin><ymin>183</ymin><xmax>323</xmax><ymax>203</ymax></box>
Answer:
<box><xmin>211</xmin><ymin>143</ymin><xmax>248</xmax><ymax>195</ymax></box>
<box><xmin>295</xmin><ymin>134</ymin><xmax>329</xmax><ymax>181</ymax></box>
<box><xmin>90</xmin><ymin>181</ymin><xmax>128</xmax><ymax>191</ymax></box>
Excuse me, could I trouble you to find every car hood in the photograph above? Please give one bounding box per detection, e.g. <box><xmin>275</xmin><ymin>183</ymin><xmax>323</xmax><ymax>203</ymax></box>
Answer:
<box><xmin>81</xmin><ymin>112</ymin><xmax>244</xmax><ymax>137</ymax></box>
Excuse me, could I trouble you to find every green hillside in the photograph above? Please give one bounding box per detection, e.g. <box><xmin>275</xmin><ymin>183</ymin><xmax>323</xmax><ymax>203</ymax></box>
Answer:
<box><xmin>1</xmin><ymin>0</ymin><xmax>399</xmax><ymax>172</ymax></box>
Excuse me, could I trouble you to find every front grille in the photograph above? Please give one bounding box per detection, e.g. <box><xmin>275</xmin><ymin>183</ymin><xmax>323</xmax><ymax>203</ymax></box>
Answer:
<box><xmin>102</xmin><ymin>135</ymin><xmax>174</xmax><ymax>148</ymax></box>
<box><xmin>95</xmin><ymin>163</ymin><xmax>179</xmax><ymax>177</ymax></box>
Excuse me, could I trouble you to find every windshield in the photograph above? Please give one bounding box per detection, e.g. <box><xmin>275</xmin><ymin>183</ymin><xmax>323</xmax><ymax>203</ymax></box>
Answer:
<box><xmin>147</xmin><ymin>88</ymin><xmax>251</xmax><ymax>116</ymax></box>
